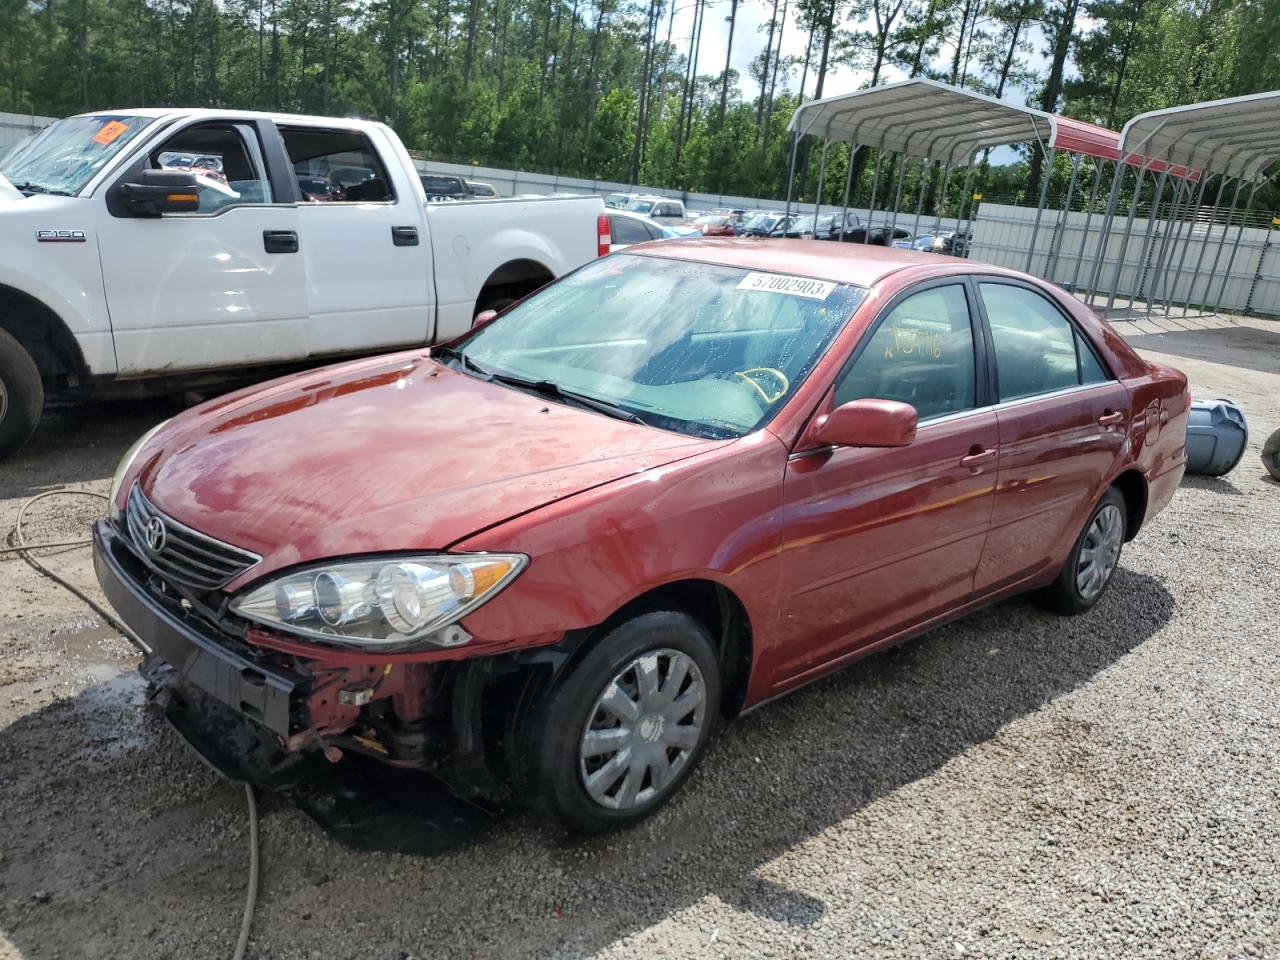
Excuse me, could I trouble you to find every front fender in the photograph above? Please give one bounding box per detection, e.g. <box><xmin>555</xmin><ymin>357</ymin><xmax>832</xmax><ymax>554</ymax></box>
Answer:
<box><xmin>0</xmin><ymin>195</ymin><xmax>116</xmax><ymax>375</ymax></box>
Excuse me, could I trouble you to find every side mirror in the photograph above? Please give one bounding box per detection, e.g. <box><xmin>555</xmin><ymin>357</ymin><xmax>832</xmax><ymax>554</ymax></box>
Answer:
<box><xmin>472</xmin><ymin>309</ymin><xmax>499</xmax><ymax>329</ymax></box>
<box><xmin>115</xmin><ymin>169</ymin><xmax>201</xmax><ymax>216</ymax></box>
<box><xmin>811</xmin><ymin>398</ymin><xmax>918</xmax><ymax>448</ymax></box>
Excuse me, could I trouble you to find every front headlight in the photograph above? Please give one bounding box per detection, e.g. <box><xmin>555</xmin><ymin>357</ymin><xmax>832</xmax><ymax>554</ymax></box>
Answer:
<box><xmin>108</xmin><ymin>418</ymin><xmax>171</xmax><ymax>519</ymax></box>
<box><xmin>229</xmin><ymin>553</ymin><xmax>527</xmax><ymax>649</ymax></box>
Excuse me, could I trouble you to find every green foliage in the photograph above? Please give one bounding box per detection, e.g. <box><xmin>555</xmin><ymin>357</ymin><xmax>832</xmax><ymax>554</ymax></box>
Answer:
<box><xmin>1</xmin><ymin>0</ymin><xmax>1275</xmax><ymax>203</ymax></box>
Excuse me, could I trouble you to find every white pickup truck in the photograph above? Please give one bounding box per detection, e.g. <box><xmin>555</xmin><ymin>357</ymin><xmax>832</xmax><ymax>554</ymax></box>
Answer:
<box><xmin>0</xmin><ymin>109</ymin><xmax>608</xmax><ymax>458</ymax></box>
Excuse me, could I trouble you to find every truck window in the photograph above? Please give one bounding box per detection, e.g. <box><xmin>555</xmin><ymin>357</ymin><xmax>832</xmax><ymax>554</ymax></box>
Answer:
<box><xmin>658</xmin><ymin>202</ymin><xmax>682</xmax><ymax>218</ymax></box>
<box><xmin>280</xmin><ymin>127</ymin><xmax>396</xmax><ymax>203</ymax></box>
<box><xmin>148</xmin><ymin>123</ymin><xmax>273</xmax><ymax>213</ymax></box>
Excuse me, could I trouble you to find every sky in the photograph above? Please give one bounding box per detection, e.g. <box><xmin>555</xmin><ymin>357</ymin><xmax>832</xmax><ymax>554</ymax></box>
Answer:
<box><xmin>658</xmin><ymin>0</ymin><xmax>1081</xmax><ymax>110</ymax></box>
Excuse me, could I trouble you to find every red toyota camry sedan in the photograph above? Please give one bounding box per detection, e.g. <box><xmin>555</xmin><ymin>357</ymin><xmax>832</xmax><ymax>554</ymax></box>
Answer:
<box><xmin>95</xmin><ymin>240</ymin><xmax>1189</xmax><ymax>834</ymax></box>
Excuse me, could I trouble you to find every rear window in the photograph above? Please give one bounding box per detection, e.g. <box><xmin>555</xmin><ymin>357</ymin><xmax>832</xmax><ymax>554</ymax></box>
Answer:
<box><xmin>281</xmin><ymin>126</ymin><xmax>395</xmax><ymax>202</ymax></box>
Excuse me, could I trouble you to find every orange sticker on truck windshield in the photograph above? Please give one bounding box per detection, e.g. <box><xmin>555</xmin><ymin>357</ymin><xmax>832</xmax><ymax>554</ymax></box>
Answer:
<box><xmin>93</xmin><ymin>120</ymin><xmax>129</xmax><ymax>145</ymax></box>
<box><xmin>736</xmin><ymin>271</ymin><xmax>836</xmax><ymax>301</ymax></box>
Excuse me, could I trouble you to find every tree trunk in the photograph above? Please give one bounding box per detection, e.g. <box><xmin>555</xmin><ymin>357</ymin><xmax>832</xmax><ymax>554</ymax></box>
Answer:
<box><xmin>630</xmin><ymin>0</ymin><xmax>659</xmax><ymax>182</ymax></box>
<box><xmin>760</xmin><ymin>0</ymin><xmax>787</xmax><ymax>162</ymax></box>
<box><xmin>464</xmin><ymin>0</ymin><xmax>481</xmax><ymax>84</ymax></box>
<box><xmin>1027</xmin><ymin>0</ymin><xmax>1080</xmax><ymax>200</ymax></box>
<box><xmin>756</xmin><ymin>0</ymin><xmax>779</xmax><ymax>125</ymax></box>
<box><xmin>717</xmin><ymin>0</ymin><xmax>739</xmax><ymax>126</ymax></box>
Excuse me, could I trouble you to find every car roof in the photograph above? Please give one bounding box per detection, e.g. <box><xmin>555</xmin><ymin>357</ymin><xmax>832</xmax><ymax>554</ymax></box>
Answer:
<box><xmin>625</xmin><ymin>237</ymin><xmax>995</xmax><ymax>287</ymax></box>
<box><xmin>609</xmin><ymin>209</ymin><xmax>662</xmax><ymax>227</ymax></box>
<box><xmin>72</xmin><ymin>107</ymin><xmax>391</xmax><ymax>134</ymax></box>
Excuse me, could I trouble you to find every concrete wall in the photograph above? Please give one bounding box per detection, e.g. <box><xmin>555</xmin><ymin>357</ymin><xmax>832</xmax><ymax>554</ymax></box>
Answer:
<box><xmin>969</xmin><ymin>201</ymin><xmax>1280</xmax><ymax>317</ymax></box>
<box><xmin>0</xmin><ymin>111</ymin><xmax>56</xmax><ymax>154</ymax></box>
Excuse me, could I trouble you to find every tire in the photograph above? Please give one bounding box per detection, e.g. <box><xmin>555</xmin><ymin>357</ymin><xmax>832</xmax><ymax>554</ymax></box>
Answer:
<box><xmin>0</xmin><ymin>327</ymin><xmax>43</xmax><ymax>461</ymax></box>
<box><xmin>1035</xmin><ymin>486</ymin><xmax>1128</xmax><ymax>615</ymax></box>
<box><xmin>1263</xmin><ymin>428</ymin><xmax>1280</xmax><ymax>482</ymax></box>
<box><xmin>519</xmin><ymin>610</ymin><xmax>721</xmax><ymax>835</ymax></box>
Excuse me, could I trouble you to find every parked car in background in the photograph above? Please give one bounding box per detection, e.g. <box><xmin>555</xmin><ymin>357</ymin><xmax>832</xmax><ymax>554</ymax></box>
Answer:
<box><xmin>0</xmin><ymin>108</ymin><xmax>608</xmax><ymax>459</ymax></box>
<box><xmin>661</xmin><ymin>223</ymin><xmax>703</xmax><ymax>239</ymax></box>
<box><xmin>842</xmin><ymin>224</ymin><xmax>913</xmax><ymax>246</ymax></box>
<box><xmin>740</xmin><ymin>211</ymin><xmax>790</xmax><ymax>236</ymax></box>
<box><xmin>691</xmin><ymin>213</ymin><xmax>737</xmax><ymax>236</ymax></box>
<box><xmin>773</xmin><ymin>212</ymin><xmax>861</xmax><ymax>240</ymax></box>
<box><xmin>420</xmin><ymin>173</ymin><xmax>471</xmax><ymax>199</ymax></box>
<box><xmin>603</xmin><ymin>192</ymin><xmax>637</xmax><ymax>209</ymax></box>
<box><xmin>607</xmin><ymin>210</ymin><xmax>667</xmax><ymax>249</ymax></box>
<box><xmin>466</xmin><ymin>179</ymin><xmax>499</xmax><ymax>198</ymax></box>
<box><xmin>95</xmin><ymin>240</ymin><xmax>1189</xmax><ymax>836</ymax></box>
<box><xmin>623</xmin><ymin>195</ymin><xmax>688</xmax><ymax>224</ymax></box>
<box><xmin>296</xmin><ymin>174</ymin><xmax>342</xmax><ymax>202</ymax></box>
<box><xmin>910</xmin><ymin>229</ymin><xmax>972</xmax><ymax>257</ymax></box>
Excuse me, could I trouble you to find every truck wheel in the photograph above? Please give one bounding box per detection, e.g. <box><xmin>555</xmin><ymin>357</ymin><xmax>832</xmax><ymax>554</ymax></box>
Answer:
<box><xmin>0</xmin><ymin>328</ymin><xmax>43</xmax><ymax>460</ymax></box>
<box><xmin>520</xmin><ymin>611</ymin><xmax>721</xmax><ymax>834</ymax></box>
<box><xmin>1035</xmin><ymin>487</ymin><xmax>1127</xmax><ymax>615</ymax></box>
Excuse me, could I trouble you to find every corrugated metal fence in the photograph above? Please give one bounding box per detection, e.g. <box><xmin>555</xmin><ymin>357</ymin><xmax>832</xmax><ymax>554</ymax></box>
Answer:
<box><xmin>969</xmin><ymin>202</ymin><xmax>1280</xmax><ymax>317</ymax></box>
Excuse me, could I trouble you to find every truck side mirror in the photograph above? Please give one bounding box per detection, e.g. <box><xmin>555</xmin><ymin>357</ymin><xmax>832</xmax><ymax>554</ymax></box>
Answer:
<box><xmin>115</xmin><ymin>169</ymin><xmax>201</xmax><ymax>216</ymax></box>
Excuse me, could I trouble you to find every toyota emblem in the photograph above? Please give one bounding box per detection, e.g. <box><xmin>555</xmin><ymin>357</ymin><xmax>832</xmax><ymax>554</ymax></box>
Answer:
<box><xmin>144</xmin><ymin>516</ymin><xmax>167</xmax><ymax>554</ymax></box>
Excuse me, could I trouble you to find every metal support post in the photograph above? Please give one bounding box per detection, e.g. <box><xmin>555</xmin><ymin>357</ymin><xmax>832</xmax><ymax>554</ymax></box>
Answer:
<box><xmin>1127</xmin><ymin>167</ymin><xmax>1169</xmax><ymax>318</ymax></box>
<box><xmin>911</xmin><ymin>159</ymin><xmax>931</xmax><ymax>240</ymax></box>
<box><xmin>1068</xmin><ymin>159</ymin><xmax>1106</xmax><ymax>293</ymax></box>
<box><xmin>1146</xmin><ymin>175</ymin><xmax>1188</xmax><ymax>310</ymax></box>
<box><xmin>1086</xmin><ymin>160</ymin><xmax>1131</xmax><ymax>304</ymax></box>
<box><xmin>813</xmin><ymin>140</ymin><xmax>830</xmax><ymax>223</ymax></box>
<box><xmin>864</xmin><ymin>150</ymin><xmax>883</xmax><ymax>244</ymax></box>
<box><xmin>1243</xmin><ymin>215</ymin><xmax>1275</xmax><ymax>314</ymax></box>
<box><xmin>1044</xmin><ymin>153</ymin><xmax>1082</xmax><ymax>283</ymax></box>
<box><xmin>931</xmin><ymin>161</ymin><xmax>953</xmax><ymax>236</ymax></box>
<box><xmin>1025</xmin><ymin>147</ymin><xmax>1058</xmax><ymax>273</ymax></box>
<box><xmin>1168</xmin><ymin>174</ymin><xmax>1212</xmax><ymax>316</ymax></box>
<box><xmin>1210</xmin><ymin>179</ymin><xmax>1260</xmax><ymax>315</ymax></box>
<box><xmin>1196</xmin><ymin>178</ymin><xmax>1245</xmax><ymax>314</ymax></box>
<box><xmin>1104</xmin><ymin>163</ymin><xmax>1152</xmax><ymax>314</ymax></box>
<box><xmin>1181</xmin><ymin>176</ymin><xmax>1233</xmax><ymax>315</ymax></box>
<box><xmin>887</xmin><ymin>151</ymin><xmax>910</xmax><ymax>242</ymax></box>
<box><xmin>838</xmin><ymin>143</ymin><xmax>860</xmax><ymax>240</ymax></box>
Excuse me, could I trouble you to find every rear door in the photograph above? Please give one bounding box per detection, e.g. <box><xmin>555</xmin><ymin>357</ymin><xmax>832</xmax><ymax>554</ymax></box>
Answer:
<box><xmin>775</xmin><ymin>281</ymin><xmax>999</xmax><ymax>682</ymax></box>
<box><xmin>972</xmin><ymin>279</ymin><xmax>1130</xmax><ymax>594</ymax></box>
<box><xmin>278</xmin><ymin>124</ymin><xmax>432</xmax><ymax>355</ymax></box>
<box><xmin>96</xmin><ymin>118</ymin><xmax>309</xmax><ymax>374</ymax></box>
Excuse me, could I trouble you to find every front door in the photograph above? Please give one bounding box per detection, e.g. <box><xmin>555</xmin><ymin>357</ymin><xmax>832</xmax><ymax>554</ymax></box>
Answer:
<box><xmin>775</xmin><ymin>282</ymin><xmax>998</xmax><ymax>683</ymax></box>
<box><xmin>97</xmin><ymin>119</ymin><xmax>308</xmax><ymax>375</ymax></box>
<box><xmin>276</xmin><ymin>124</ymin><xmax>433</xmax><ymax>355</ymax></box>
<box><xmin>970</xmin><ymin>280</ymin><xmax>1130</xmax><ymax>593</ymax></box>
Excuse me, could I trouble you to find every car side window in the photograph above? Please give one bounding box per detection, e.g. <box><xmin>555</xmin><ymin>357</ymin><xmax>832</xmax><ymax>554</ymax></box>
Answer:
<box><xmin>978</xmin><ymin>283</ymin><xmax>1110</xmax><ymax>401</ymax></box>
<box><xmin>611</xmin><ymin>216</ymin><xmax>652</xmax><ymax>245</ymax></box>
<box><xmin>149</xmin><ymin>123</ymin><xmax>273</xmax><ymax>214</ymax></box>
<box><xmin>279</xmin><ymin>126</ymin><xmax>396</xmax><ymax>203</ymax></box>
<box><xmin>835</xmin><ymin>284</ymin><xmax>977</xmax><ymax>421</ymax></box>
<box><xmin>658</xmin><ymin>203</ymin><xmax>681</xmax><ymax>217</ymax></box>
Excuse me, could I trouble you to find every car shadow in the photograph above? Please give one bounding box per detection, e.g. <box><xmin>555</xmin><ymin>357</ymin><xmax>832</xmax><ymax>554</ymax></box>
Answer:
<box><xmin>0</xmin><ymin>569</ymin><xmax>1174</xmax><ymax>958</ymax></box>
<box><xmin>1180</xmin><ymin>473</ymin><xmax>1246</xmax><ymax>496</ymax></box>
<box><xmin>1123</xmin><ymin>323</ymin><xmax>1280</xmax><ymax>377</ymax></box>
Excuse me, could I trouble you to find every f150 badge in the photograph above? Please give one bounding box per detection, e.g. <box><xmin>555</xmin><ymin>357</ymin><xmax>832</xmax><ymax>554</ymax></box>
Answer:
<box><xmin>36</xmin><ymin>229</ymin><xmax>86</xmax><ymax>242</ymax></box>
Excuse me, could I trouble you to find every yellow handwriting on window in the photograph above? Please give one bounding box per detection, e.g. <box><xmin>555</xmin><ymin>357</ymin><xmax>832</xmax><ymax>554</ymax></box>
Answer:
<box><xmin>883</xmin><ymin>325</ymin><xmax>942</xmax><ymax>360</ymax></box>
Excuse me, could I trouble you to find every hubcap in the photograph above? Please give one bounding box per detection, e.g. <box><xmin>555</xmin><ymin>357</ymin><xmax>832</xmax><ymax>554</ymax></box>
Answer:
<box><xmin>579</xmin><ymin>648</ymin><xmax>706</xmax><ymax>811</ymax></box>
<box><xmin>1076</xmin><ymin>503</ymin><xmax>1124</xmax><ymax>601</ymax></box>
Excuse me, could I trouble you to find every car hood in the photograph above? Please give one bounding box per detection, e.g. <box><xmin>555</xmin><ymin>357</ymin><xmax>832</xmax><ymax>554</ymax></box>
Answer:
<box><xmin>0</xmin><ymin>174</ymin><xmax>24</xmax><ymax>203</ymax></box>
<box><xmin>138</xmin><ymin>352</ymin><xmax>722</xmax><ymax>587</ymax></box>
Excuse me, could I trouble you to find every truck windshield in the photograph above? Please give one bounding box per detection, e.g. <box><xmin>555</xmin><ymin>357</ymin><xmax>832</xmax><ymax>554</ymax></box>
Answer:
<box><xmin>0</xmin><ymin>115</ymin><xmax>154</xmax><ymax>197</ymax></box>
<box><xmin>455</xmin><ymin>254</ymin><xmax>866</xmax><ymax>439</ymax></box>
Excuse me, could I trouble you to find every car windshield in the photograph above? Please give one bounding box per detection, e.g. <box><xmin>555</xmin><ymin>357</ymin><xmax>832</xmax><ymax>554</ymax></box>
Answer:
<box><xmin>0</xmin><ymin>114</ymin><xmax>154</xmax><ymax>196</ymax></box>
<box><xmin>790</xmin><ymin>214</ymin><xmax>835</xmax><ymax>233</ymax></box>
<box><xmin>744</xmin><ymin>213</ymin><xmax>777</xmax><ymax>229</ymax></box>
<box><xmin>624</xmin><ymin>198</ymin><xmax>657</xmax><ymax>213</ymax></box>
<box><xmin>454</xmin><ymin>254</ymin><xmax>865</xmax><ymax>439</ymax></box>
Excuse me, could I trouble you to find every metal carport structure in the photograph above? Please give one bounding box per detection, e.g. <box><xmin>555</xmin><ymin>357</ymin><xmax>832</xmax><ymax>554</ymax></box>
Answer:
<box><xmin>1091</xmin><ymin>90</ymin><xmax>1280</xmax><ymax>318</ymax></box>
<box><xmin>782</xmin><ymin>79</ymin><xmax>1186</xmax><ymax>287</ymax></box>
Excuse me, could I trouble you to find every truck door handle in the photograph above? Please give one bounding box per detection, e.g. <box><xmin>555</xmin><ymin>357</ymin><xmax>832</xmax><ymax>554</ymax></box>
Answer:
<box><xmin>263</xmin><ymin>230</ymin><xmax>298</xmax><ymax>254</ymax></box>
<box><xmin>391</xmin><ymin>225</ymin><xmax>419</xmax><ymax>247</ymax></box>
<box><xmin>1098</xmin><ymin>410</ymin><xmax>1125</xmax><ymax>426</ymax></box>
<box><xmin>960</xmin><ymin>446</ymin><xmax>997</xmax><ymax>469</ymax></box>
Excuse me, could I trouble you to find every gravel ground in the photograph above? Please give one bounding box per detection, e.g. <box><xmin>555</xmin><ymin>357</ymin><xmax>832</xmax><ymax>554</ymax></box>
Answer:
<box><xmin>1</xmin><ymin>316</ymin><xmax>1277</xmax><ymax>960</ymax></box>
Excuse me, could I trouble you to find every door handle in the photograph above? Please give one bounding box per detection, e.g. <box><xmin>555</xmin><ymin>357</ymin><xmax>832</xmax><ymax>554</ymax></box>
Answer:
<box><xmin>1098</xmin><ymin>410</ymin><xmax>1125</xmax><ymax>426</ymax></box>
<box><xmin>391</xmin><ymin>225</ymin><xmax>419</xmax><ymax>246</ymax></box>
<box><xmin>960</xmin><ymin>446</ymin><xmax>997</xmax><ymax>468</ymax></box>
<box><xmin>263</xmin><ymin>230</ymin><xmax>299</xmax><ymax>254</ymax></box>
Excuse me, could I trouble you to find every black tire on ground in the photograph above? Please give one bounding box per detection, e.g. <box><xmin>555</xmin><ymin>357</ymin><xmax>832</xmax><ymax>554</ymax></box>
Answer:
<box><xmin>0</xmin><ymin>327</ymin><xmax>43</xmax><ymax>461</ymax></box>
<box><xmin>1263</xmin><ymin>428</ymin><xmax>1280</xmax><ymax>481</ymax></box>
<box><xmin>1035</xmin><ymin>486</ymin><xmax>1128</xmax><ymax>615</ymax></box>
<box><xmin>519</xmin><ymin>610</ymin><xmax>721</xmax><ymax>835</ymax></box>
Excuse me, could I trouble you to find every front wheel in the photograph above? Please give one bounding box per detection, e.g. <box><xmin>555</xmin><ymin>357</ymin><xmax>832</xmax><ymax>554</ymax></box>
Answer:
<box><xmin>0</xmin><ymin>328</ymin><xmax>43</xmax><ymax>461</ymax></box>
<box><xmin>1036</xmin><ymin>487</ymin><xmax>1127</xmax><ymax>615</ymax></box>
<box><xmin>520</xmin><ymin>611</ymin><xmax>721</xmax><ymax>834</ymax></box>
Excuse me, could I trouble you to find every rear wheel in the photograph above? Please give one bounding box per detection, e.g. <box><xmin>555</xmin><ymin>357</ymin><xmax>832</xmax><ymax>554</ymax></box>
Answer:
<box><xmin>0</xmin><ymin>327</ymin><xmax>43</xmax><ymax>461</ymax></box>
<box><xmin>1036</xmin><ymin>487</ymin><xmax>1127</xmax><ymax>614</ymax></box>
<box><xmin>520</xmin><ymin>611</ymin><xmax>721</xmax><ymax>834</ymax></box>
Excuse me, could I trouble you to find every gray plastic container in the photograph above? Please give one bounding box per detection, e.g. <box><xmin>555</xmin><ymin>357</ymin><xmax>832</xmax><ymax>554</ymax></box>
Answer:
<box><xmin>1185</xmin><ymin>398</ymin><xmax>1248</xmax><ymax>476</ymax></box>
